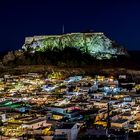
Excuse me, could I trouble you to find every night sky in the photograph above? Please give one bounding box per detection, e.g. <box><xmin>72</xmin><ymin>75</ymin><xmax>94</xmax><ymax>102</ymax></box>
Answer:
<box><xmin>0</xmin><ymin>0</ymin><xmax>140</xmax><ymax>51</ymax></box>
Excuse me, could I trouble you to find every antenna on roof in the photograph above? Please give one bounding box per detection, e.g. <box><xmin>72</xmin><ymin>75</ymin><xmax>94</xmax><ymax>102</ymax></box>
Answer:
<box><xmin>62</xmin><ymin>24</ymin><xmax>65</xmax><ymax>34</ymax></box>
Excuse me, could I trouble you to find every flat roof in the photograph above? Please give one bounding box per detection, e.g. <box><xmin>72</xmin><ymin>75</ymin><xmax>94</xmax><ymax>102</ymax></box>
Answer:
<box><xmin>57</xmin><ymin>123</ymin><xmax>75</xmax><ymax>129</ymax></box>
<box><xmin>24</xmin><ymin>118</ymin><xmax>46</xmax><ymax>125</ymax></box>
<box><xmin>112</xmin><ymin>119</ymin><xmax>128</xmax><ymax>124</ymax></box>
<box><xmin>121</xmin><ymin>113</ymin><xmax>131</xmax><ymax>116</ymax></box>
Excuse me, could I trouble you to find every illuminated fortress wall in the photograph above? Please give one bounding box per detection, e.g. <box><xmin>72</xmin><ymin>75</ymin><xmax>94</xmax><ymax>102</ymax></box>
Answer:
<box><xmin>22</xmin><ymin>32</ymin><xmax>126</xmax><ymax>59</ymax></box>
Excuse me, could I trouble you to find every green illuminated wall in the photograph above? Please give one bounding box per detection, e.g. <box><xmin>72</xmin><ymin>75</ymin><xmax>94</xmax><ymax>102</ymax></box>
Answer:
<box><xmin>22</xmin><ymin>32</ymin><xmax>126</xmax><ymax>59</ymax></box>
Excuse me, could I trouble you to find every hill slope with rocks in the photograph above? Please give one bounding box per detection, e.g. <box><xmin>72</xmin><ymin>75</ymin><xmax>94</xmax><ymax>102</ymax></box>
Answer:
<box><xmin>22</xmin><ymin>32</ymin><xmax>127</xmax><ymax>60</ymax></box>
<box><xmin>0</xmin><ymin>32</ymin><xmax>134</xmax><ymax>71</ymax></box>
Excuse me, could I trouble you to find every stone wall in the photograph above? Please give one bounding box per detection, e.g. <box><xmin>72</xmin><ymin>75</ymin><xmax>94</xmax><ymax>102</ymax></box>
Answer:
<box><xmin>22</xmin><ymin>32</ymin><xmax>127</xmax><ymax>59</ymax></box>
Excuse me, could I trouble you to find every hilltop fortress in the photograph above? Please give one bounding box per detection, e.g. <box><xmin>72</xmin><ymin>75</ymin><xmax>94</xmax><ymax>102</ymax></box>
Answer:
<box><xmin>22</xmin><ymin>32</ymin><xmax>127</xmax><ymax>59</ymax></box>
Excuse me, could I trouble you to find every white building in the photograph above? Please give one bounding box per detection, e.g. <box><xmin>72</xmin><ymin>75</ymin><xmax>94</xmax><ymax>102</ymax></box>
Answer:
<box><xmin>0</xmin><ymin>112</ymin><xmax>6</xmax><ymax>122</ymax></box>
<box><xmin>111</xmin><ymin>119</ymin><xmax>129</xmax><ymax>128</ymax></box>
<box><xmin>22</xmin><ymin>117</ymin><xmax>51</xmax><ymax>129</ymax></box>
<box><xmin>55</xmin><ymin>123</ymin><xmax>79</xmax><ymax>140</ymax></box>
<box><xmin>93</xmin><ymin>92</ymin><xmax>104</xmax><ymax>100</ymax></box>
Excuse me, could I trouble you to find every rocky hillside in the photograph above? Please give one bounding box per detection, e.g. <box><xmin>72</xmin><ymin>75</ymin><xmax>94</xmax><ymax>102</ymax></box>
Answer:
<box><xmin>22</xmin><ymin>32</ymin><xmax>127</xmax><ymax>59</ymax></box>
<box><xmin>0</xmin><ymin>32</ymin><xmax>129</xmax><ymax>68</ymax></box>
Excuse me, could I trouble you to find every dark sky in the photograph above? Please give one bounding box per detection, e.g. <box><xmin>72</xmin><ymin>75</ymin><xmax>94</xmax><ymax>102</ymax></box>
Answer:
<box><xmin>0</xmin><ymin>0</ymin><xmax>140</xmax><ymax>51</ymax></box>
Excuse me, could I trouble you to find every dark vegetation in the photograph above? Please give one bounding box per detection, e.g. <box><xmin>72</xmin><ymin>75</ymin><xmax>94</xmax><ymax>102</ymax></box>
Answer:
<box><xmin>0</xmin><ymin>49</ymin><xmax>139</xmax><ymax>78</ymax></box>
<box><xmin>2</xmin><ymin>47</ymin><xmax>132</xmax><ymax>68</ymax></box>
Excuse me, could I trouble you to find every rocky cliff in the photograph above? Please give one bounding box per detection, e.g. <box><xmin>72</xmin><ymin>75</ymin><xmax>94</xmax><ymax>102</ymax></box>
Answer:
<box><xmin>22</xmin><ymin>32</ymin><xmax>127</xmax><ymax>59</ymax></box>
